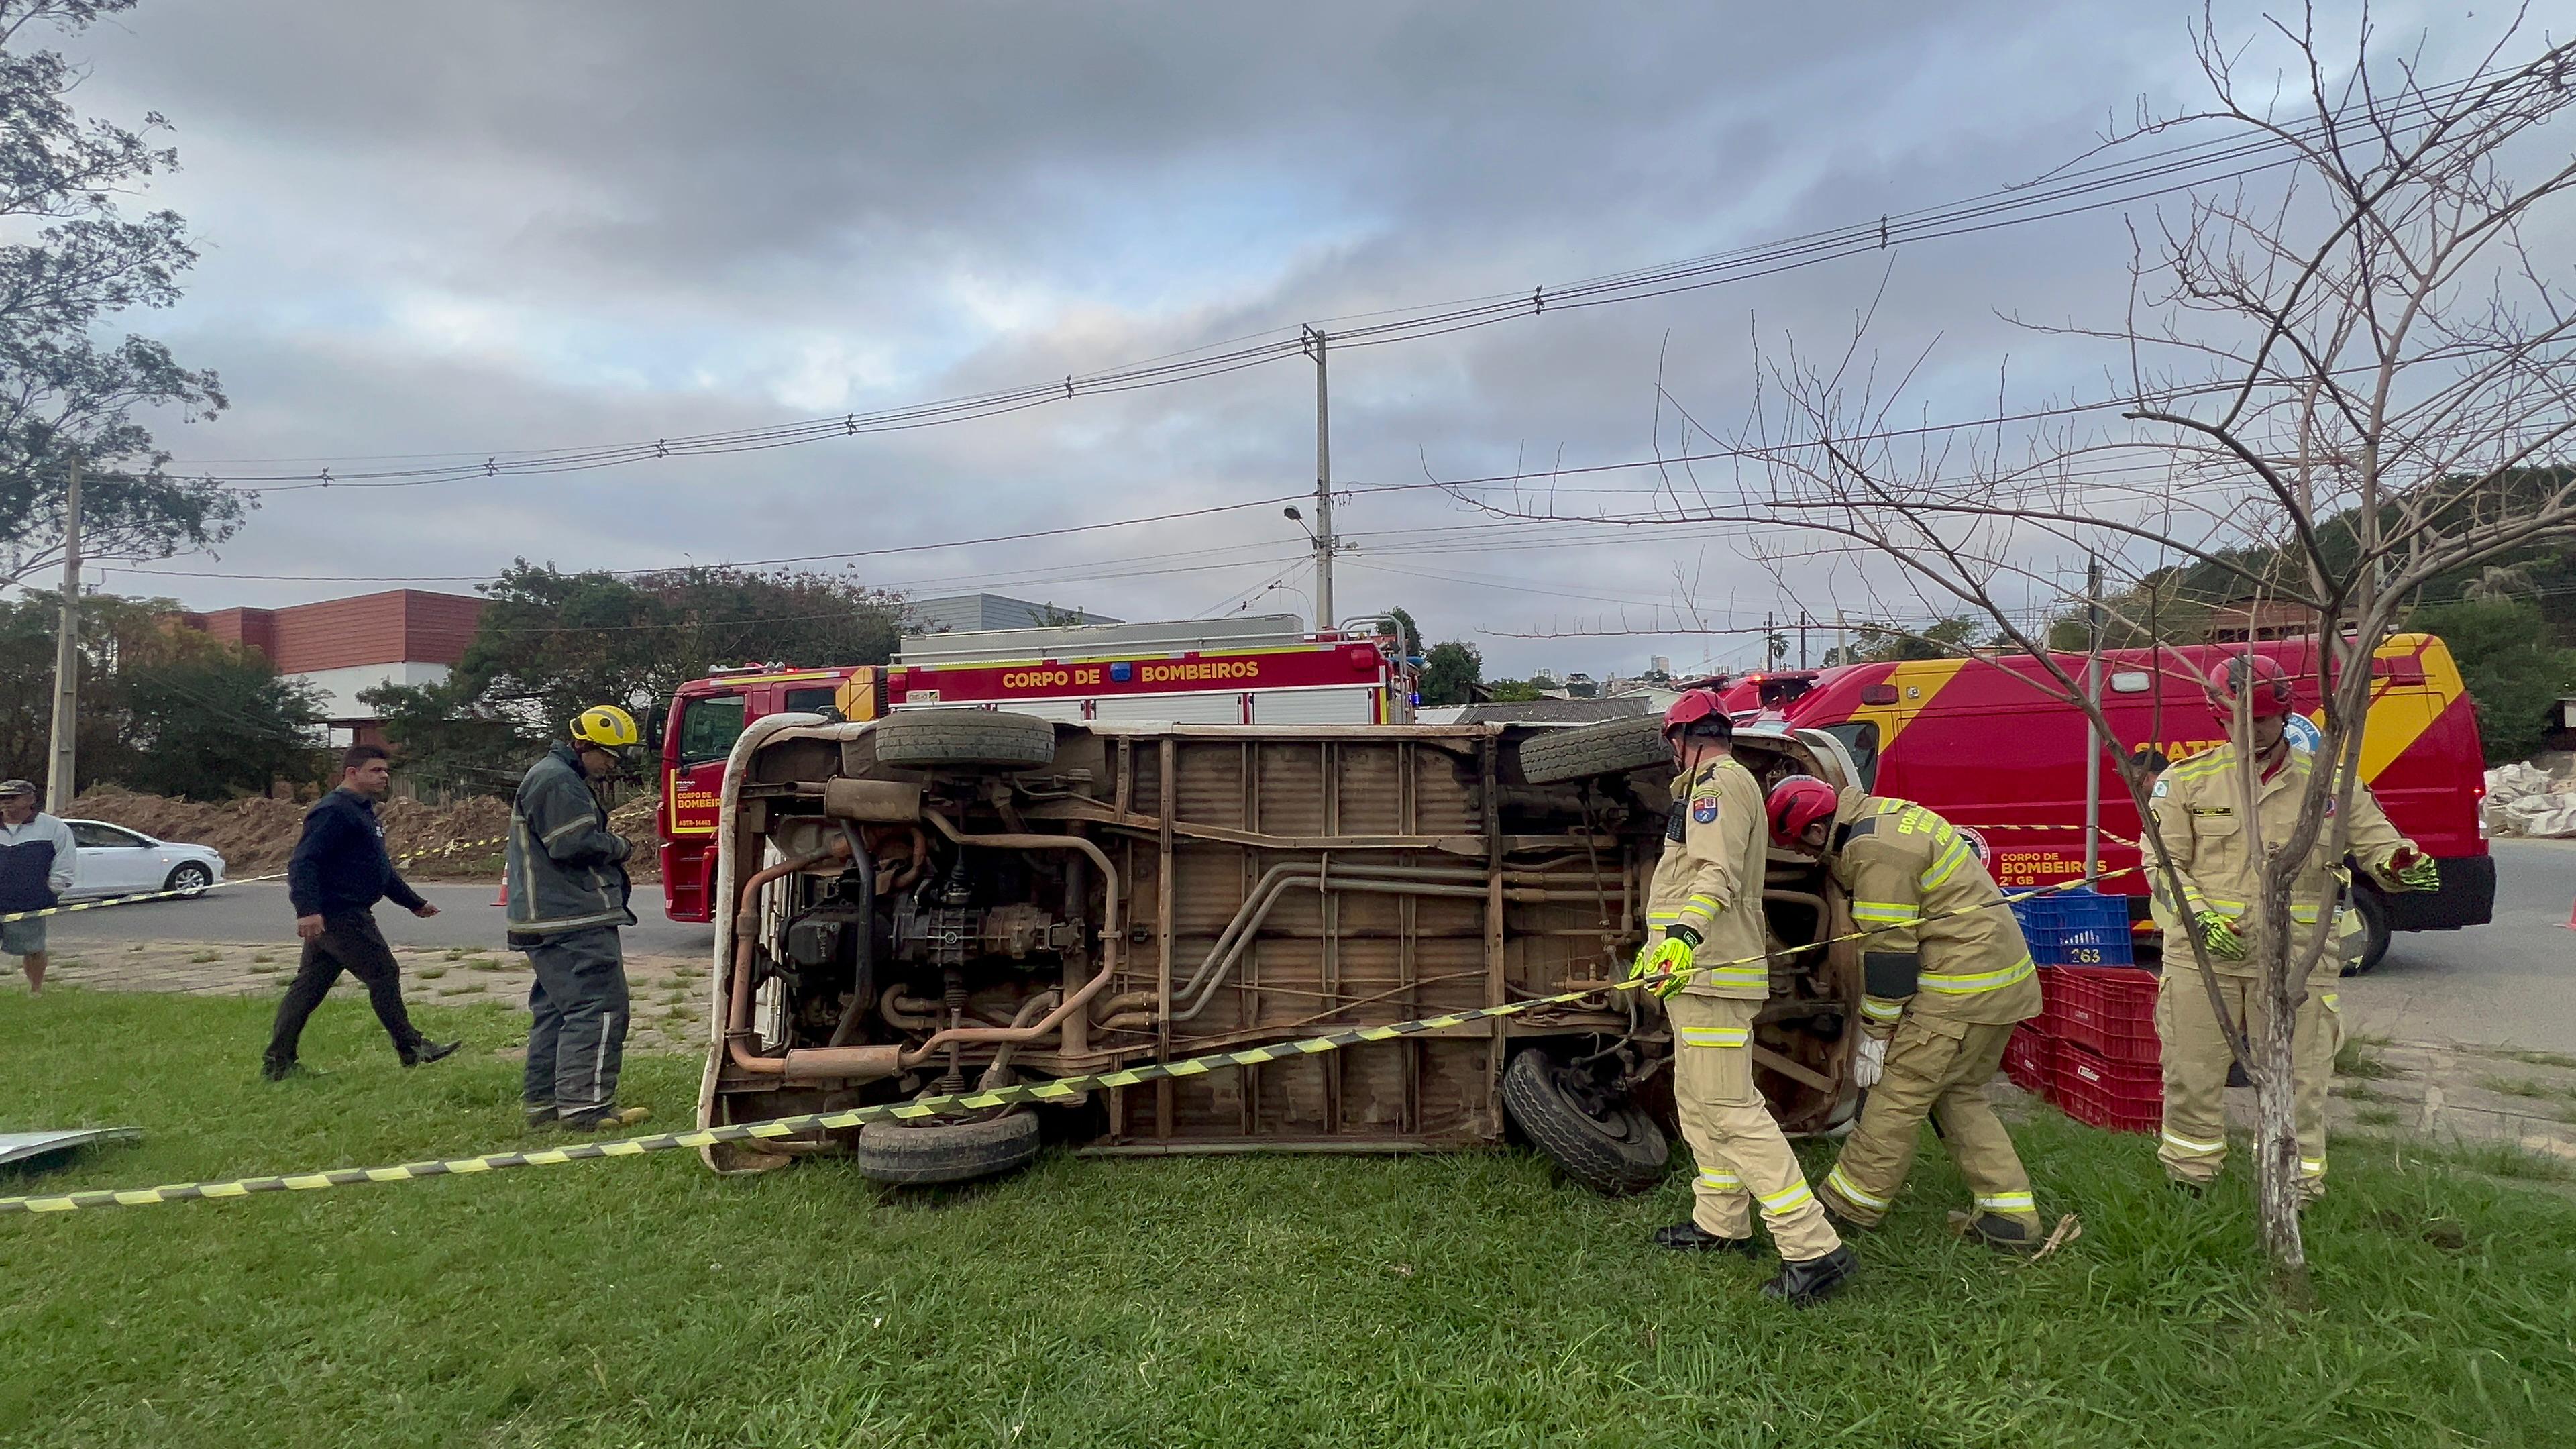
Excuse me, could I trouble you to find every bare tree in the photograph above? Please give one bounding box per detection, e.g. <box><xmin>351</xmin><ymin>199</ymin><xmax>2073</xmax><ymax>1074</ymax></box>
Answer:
<box><xmin>1454</xmin><ymin>11</ymin><xmax>2576</xmax><ymax>1292</ymax></box>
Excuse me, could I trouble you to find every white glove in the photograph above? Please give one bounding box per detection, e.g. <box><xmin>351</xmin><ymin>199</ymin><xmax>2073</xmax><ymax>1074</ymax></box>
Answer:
<box><xmin>1854</xmin><ymin>1034</ymin><xmax>1887</xmax><ymax>1089</ymax></box>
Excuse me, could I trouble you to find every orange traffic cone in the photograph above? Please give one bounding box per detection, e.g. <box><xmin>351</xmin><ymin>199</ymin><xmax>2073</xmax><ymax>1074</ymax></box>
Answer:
<box><xmin>493</xmin><ymin>876</ymin><xmax>508</xmax><ymax>908</ymax></box>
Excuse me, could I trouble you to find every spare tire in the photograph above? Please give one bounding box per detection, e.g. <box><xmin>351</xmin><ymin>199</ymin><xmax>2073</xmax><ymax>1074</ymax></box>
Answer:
<box><xmin>1500</xmin><ymin>1049</ymin><xmax>1669</xmax><ymax>1196</ymax></box>
<box><xmin>854</xmin><ymin>1112</ymin><xmax>1042</xmax><ymax>1185</ymax></box>
<box><xmin>1517</xmin><ymin>716</ymin><xmax>1670</xmax><ymax>785</ymax></box>
<box><xmin>873</xmin><ymin>710</ymin><xmax>1058</xmax><ymax>770</ymax></box>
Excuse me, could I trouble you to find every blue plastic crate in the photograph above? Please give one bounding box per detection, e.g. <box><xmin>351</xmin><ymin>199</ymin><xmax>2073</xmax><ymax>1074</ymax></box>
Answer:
<box><xmin>2010</xmin><ymin>888</ymin><xmax>2136</xmax><ymax>967</ymax></box>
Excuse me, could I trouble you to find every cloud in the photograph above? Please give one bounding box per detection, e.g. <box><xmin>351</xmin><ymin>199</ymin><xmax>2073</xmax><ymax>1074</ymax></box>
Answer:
<box><xmin>43</xmin><ymin>0</ymin><xmax>2536</xmax><ymax>674</ymax></box>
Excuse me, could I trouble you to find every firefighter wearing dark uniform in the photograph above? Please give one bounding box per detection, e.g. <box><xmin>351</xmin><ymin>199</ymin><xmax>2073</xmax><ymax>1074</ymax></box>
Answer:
<box><xmin>1769</xmin><ymin>778</ymin><xmax>2043</xmax><ymax>1250</ymax></box>
<box><xmin>2147</xmin><ymin>653</ymin><xmax>2432</xmax><ymax>1201</ymax></box>
<box><xmin>1633</xmin><ymin>692</ymin><xmax>1855</xmax><ymax>1306</ymax></box>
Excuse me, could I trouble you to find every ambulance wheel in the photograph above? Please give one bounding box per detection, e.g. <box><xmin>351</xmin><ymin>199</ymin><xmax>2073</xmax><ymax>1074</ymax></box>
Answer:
<box><xmin>853</xmin><ymin>1112</ymin><xmax>1041</xmax><ymax>1185</ymax></box>
<box><xmin>2342</xmin><ymin>885</ymin><xmax>2392</xmax><ymax>977</ymax></box>
<box><xmin>1517</xmin><ymin>716</ymin><xmax>1670</xmax><ymax>785</ymax></box>
<box><xmin>871</xmin><ymin>710</ymin><xmax>1058</xmax><ymax>770</ymax></box>
<box><xmin>1501</xmin><ymin>1049</ymin><xmax>1669</xmax><ymax>1197</ymax></box>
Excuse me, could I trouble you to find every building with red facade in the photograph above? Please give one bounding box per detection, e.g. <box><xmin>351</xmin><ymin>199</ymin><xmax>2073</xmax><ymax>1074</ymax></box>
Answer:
<box><xmin>177</xmin><ymin>589</ymin><xmax>484</xmax><ymax>743</ymax></box>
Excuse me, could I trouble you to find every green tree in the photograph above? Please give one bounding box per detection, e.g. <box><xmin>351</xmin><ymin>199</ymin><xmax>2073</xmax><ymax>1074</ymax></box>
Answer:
<box><xmin>1381</xmin><ymin>607</ymin><xmax>1422</xmax><ymax>655</ymax></box>
<box><xmin>1481</xmin><ymin>677</ymin><xmax>1548</xmax><ymax>702</ymax></box>
<box><xmin>0</xmin><ymin>587</ymin><xmax>148</xmax><ymax>789</ymax></box>
<box><xmin>1418</xmin><ymin>639</ymin><xmax>1481</xmax><ymax>706</ymax></box>
<box><xmin>1</xmin><ymin>1</ymin><xmax>237</xmax><ymax>588</ymax></box>
<box><xmin>370</xmin><ymin>562</ymin><xmax>909</xmax><ymax>786</ymax></box>
<box><xmin>118</xmin><ymin>649</ymin><xmax>323</xmax><ymax>800</ymax></box>
<box><xmin>2408</xmin><ymin>598</ymin><xmax>2576</xmax><ymax>763</ymax></box>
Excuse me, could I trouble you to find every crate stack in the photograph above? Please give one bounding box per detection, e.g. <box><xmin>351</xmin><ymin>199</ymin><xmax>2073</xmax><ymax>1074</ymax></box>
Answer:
<box><xmin>2002</xmin><ymin>888</ymin><xmax>2163</xmax><ymax>1132</ymax></box>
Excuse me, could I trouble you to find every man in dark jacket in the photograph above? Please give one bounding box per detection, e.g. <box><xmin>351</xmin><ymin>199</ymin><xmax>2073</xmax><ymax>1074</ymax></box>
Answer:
<box><xmin>264</xmin><ymin>745</ymin><xmax>459</xmax><ymax>1081</ymax></box>
<box><xmin>507</xmin><ymin>704</ymin><xmax>647</xmax><ymax>1132</ymax></box>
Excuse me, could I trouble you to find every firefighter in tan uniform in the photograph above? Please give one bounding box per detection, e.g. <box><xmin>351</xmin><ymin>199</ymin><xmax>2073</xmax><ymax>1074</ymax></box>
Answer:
<box><xmin>1631</xmin><ymin>692</ymin><xmax>1856</xmax><ymax>1306</ymax></box>
<box><xmin>1768</xmin><ymin>779</ymin><xmax>2045</xmax><ymax>1250</ymax></box>
<box><xmin>2148</xmin><ymin>653</ymin><xmax>2436</xmax><ymax>1201</ymax></box>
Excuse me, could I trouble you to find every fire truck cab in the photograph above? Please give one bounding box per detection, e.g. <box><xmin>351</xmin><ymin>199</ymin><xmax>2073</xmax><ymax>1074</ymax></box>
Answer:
<box><xmin>657</xmin><ymin>616</ymin><xmax>1418</xmax><ymax>922</ymax></box>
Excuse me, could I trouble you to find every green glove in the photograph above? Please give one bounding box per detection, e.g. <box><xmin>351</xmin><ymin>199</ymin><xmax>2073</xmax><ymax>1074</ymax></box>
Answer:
<box><xmin>1629</xmin><ymin>928</ymin><xmax>1699</xmax><ymax>1000</ymax></box>
<box><xmin>2393</xmin><ymin>851</ymin><xmax>2440</xmax><ymax>892</ymax></box>
<box><xmin>2197</xmin><ymin>912</ymin><xmax>2247</xmax><ymax>961</ymax></box>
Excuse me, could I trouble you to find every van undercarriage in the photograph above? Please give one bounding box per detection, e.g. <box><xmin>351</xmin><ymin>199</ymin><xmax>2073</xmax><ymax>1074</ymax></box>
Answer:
<box><xmin>698</xmin><ymin>712</ymin><xmax>1863</xmax><ymax>1191</ymax></box>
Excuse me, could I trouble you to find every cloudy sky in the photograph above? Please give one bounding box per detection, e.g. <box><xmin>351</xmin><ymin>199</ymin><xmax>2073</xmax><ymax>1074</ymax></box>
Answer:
<box><xmin>43</xmin><ymin>0</ymin><xmax>2536</xmax><ymax>676</ymax></box>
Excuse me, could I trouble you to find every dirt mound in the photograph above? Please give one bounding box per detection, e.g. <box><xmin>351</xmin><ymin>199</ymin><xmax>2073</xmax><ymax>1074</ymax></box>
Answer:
<box><xmin>73</xmin><ymin>787</ymin><xmax>515</xmax><ymax>881</ymax></box>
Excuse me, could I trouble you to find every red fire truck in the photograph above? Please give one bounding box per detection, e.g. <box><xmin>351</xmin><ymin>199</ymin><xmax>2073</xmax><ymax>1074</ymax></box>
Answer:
<box><xmin>655</xmin><ymin>616</ymin><xmax>1417</xmax><ymax>920</ymax></box>
<box><xmin>1750</xmin><ymin>631</ymin><xmax>2492</xmax><ymax>971</ymax></box>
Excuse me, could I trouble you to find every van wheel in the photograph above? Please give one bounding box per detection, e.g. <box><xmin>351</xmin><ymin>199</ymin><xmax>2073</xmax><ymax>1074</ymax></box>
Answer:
<box><xmin>871</xmin><ymin>711</ymin><xmax>1058</xmax><ymax>770</ymax></box>
<box><xmin>1501</xmin><ymin>1049</ymin><xmax>1669</xmax><ymax>1196</ymax></box>
<box><xmin>2342</xmin><ymin>885</ymin><xmax>2392</xmax><ymax>977</ymax></box>
<box><xmin>1517</xmin><ymin>716</ymin><xmax>1670</xmax><ymax>785</ymax></box>
<box><xmin>854</xmin><ymin>1112</ymin><xmax>1042</xmax><ymax>1185</ymax></box>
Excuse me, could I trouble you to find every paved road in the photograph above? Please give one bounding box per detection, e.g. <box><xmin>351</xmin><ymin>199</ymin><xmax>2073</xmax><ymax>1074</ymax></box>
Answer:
<box><xmin>2344</xmin><ymin>837</ymin><xmax>2576</xmax><ymax>1053</ymax></box>
<box><xmin>50</xmin><ymin>882</ymin><xmax>717</xmax><ymax>961</ymax></box>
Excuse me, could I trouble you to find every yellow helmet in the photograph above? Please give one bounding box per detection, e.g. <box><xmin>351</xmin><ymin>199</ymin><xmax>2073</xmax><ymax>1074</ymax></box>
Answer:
<box><xmin>569</xmin><ymin>704</ymin><xmax>640</xmax><ymax>749</ymax></box>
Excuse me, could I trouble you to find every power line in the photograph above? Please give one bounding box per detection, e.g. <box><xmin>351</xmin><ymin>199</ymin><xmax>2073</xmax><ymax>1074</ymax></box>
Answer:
<box><xmin>165</xmin><ymin>64</ymin><xmax>2536</xmax><ymax>494</ymax></box>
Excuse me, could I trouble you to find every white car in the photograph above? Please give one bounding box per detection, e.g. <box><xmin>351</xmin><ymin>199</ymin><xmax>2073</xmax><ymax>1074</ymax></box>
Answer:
<box><xmin>61</xmin><ymin>820</ymin><xmax>227</xmax><ymax>900</ymax></box>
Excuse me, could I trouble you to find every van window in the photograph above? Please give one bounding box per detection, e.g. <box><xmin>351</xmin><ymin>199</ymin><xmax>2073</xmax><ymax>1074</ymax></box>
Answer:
<box><xmin>1818</xmin><ymin>721</ymin><xmax>1880</xmax><ymax>790</ymax></box>
<box><xmin>676</xmin><ymin>694</ymin><xmax>747</xmax><ymax>767</ymax></box>
<box><xmin>782</xmin><ymin>685</ymin><xmax>841</xmax><ymax>720</ymax></box>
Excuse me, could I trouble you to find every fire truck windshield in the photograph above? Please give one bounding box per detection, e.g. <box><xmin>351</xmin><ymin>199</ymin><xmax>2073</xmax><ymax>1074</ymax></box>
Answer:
<box><xmin>675</xmin><ymin>694</ymin><xmax>747</xmax><ymax>767</ymax></box>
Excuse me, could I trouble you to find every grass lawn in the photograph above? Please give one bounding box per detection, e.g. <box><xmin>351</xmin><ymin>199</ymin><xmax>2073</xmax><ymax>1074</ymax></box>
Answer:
<box><xmin>5</xmin><ymin>989</ymin><xmax>2575</xmax><ymax>1448</ymax></box>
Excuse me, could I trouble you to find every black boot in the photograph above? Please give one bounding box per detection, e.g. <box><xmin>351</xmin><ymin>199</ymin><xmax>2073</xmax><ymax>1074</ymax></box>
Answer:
<box><xmin>1761</xmin><ymin>1245</ymin><xmax>1858</xmax><ymax>1306</ymax></box>
<box><xmin>1652</xmin><ymin>1221</ymin><xmax>1757</xmax><ymax>1254</ymax></box>
<box><xmin>1963</xmin><ymin>1213</ymin><xmax>2037</xmax><ymax>1254</ymax></box>
<box><xmin>260</xmin><ymin>1057</ymin><xmax>307</xmax><ymax>1083</ymax></box>
<box><xmin>403</xmin><ymin>1039</ymin><xmax>462</xmax><ymax>1068</ymax></box>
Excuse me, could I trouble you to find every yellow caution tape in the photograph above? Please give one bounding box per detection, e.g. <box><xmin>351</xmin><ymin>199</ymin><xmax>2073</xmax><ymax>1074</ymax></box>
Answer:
<box><xmin>0</xmin><ymin>867</ymin><xmax>2140</xmax><ymax>1216</ymax></box>
<box><xmin>0</xmin><ymin>834</ymin><xmax>510</xmax><ymax>925</ymax></box>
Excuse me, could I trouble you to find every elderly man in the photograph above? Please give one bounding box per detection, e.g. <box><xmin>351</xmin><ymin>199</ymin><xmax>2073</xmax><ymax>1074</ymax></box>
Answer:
<box><xmin>0</xmin><ymin>779</ymin><xmax>77</xmax><ymax>995</ymax></box>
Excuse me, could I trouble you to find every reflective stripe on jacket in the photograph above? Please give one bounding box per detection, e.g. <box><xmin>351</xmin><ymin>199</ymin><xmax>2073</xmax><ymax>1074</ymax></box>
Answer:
<box><xmin>1644</xmin><ymin>755</ymin><xmax>1770</xmax><ymax>1000</ymax></box>
<box><xmin>505</xmin><ymin>745</ymin><xmax>637</xmax><ymax>940</ymax></box>
<box><xmin>1827</xmin><ymin>791</ymin><xmax>2039</xmax><ymax>1030</ymax></box>
<box><xmin>2145</xmin><ymin>742</ymin><xmax>2412</xmax><ymax>980</ymax></box>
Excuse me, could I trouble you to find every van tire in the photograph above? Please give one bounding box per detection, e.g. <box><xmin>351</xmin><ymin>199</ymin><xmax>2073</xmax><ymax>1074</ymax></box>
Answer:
<box><xmin>2343</xmin><ymin>883</ymin><xmax>2392</xmax><ymax>977</ymax></box>
<box><xmin>872</xmin><ymin>711</ymin><xmax>1058</xmax><ymax>770</ymax></box>
<box><xmin>1517</xmin><ymin>716</ymin><xmax>1670</xmax><ymax>785</ymax></box>
<box><xmin>1501</xmin><ymin>1049</ymin><xmax>1669</xmax><ymax>1196</ymax></box>
<box><xmin>853</xmin><ymin>1112</ymin><xmax>1042</xmax><ymax>1185</ymax></box>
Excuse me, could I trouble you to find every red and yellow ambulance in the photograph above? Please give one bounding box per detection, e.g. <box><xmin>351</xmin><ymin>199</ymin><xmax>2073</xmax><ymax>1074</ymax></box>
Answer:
<box><xmin>1770</xmin><ymin>632</ymin><xmax>2493</xmax><ymax>970</ymax></box>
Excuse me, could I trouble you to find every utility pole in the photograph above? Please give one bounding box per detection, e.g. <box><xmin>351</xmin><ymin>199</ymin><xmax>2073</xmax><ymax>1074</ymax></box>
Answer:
<box><xmin>1305</xmin><ymin>326</ymin><xmax>1336</xmax><ymax>635</ymax></box>
<box><xmin>2082</xmin><ymin>551</ymin><xmax>2104</xmax><ymax>886</ymax></box>
<box><xmin>46</xmin><ymin>451</ymin><xmax>83</xmax><ymax>814</ymax></box>
<box><xmin>1833</xmin><ymin>608</ymin><xmax>1846</xmax><ymax>667</ymax></box>
<box><xmin>1798</xmin><ymin>611</ymin><xmax>1810</xmax><ymax>669</ymax></box>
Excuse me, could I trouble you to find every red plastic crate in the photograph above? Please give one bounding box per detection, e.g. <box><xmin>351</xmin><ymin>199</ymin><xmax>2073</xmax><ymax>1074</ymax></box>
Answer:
<box><xmin>2053</xmin><ymin>1040</ymin><xmax>2162</xmax><ymax>1133</ymax></box>
<box><xmin>2044</xmin><ymin>963</ymin><xmax>2161</xmax><ymax>1065</ymax></box>
<box><xmin>2001</xmin><ymin>1026</ymin><xmax>2055</xmax><ymax>1098</ymax></box>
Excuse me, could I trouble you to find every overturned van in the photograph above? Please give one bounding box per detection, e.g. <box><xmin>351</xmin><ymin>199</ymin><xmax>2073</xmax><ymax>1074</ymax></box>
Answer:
<box><xmin>696</xmin><ymin>711</ymin><xmax>1866</xmax><ymax>1191</ymax></box>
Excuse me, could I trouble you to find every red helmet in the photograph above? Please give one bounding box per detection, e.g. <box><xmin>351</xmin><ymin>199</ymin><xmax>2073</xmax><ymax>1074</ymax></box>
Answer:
<box><xmin>1662</xmin><ymin>689</ymin><xmax>1731</xmax><ymax>740</ymax></box>
<box><xmin>2210</xmin><ymin>653</ymin><xmax>2294</xmax><ymax>720</ymax></box>
<box><xmin>1767</xmin><ymin>775</ymin><xmax>1841</xmax><ymax>848</ymax></box>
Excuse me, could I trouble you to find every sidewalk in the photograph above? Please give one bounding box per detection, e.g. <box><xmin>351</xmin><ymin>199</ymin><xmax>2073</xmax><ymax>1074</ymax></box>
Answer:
<box><xmin>34</xmin><ymin>939</ymin><xmax>715</xmax><ymax>1056</ymax></box>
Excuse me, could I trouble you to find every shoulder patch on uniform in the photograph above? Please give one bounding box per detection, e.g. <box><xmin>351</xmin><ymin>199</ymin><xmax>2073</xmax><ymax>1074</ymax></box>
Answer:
<box><xmin>2151</xmin><ymin>777</ymin><xmax>2169</xmax><ymax>798</ymax></box>
<box><xmin>1690</xmin><ymin>794</ymin><xmax>1720</xmax><ymax>824</ymax></box>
